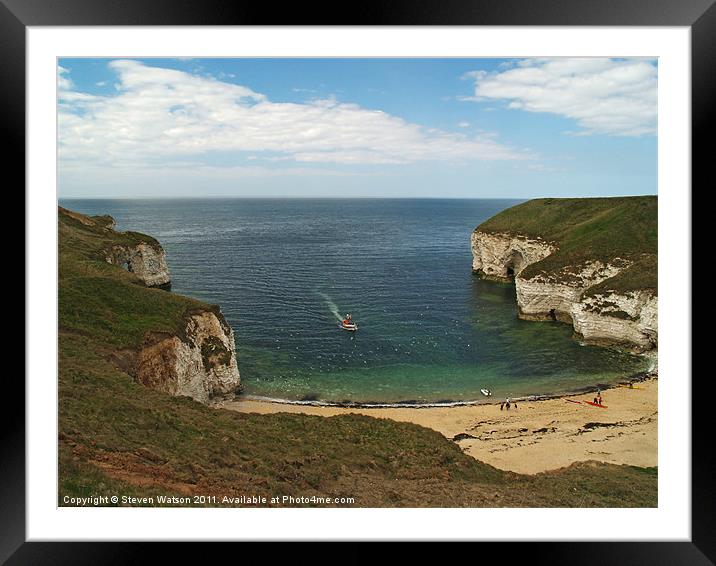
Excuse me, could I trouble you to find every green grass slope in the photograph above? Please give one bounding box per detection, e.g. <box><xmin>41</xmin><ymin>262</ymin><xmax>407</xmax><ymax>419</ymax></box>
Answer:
<box><xmin>58</xmin><ymin>206</ymin><xmax>656</xmax><ymax>507</ymax></box>
<box><xmin>476</xmin><ymin>197</ymin><xmax>657</xmax><ymax>294</ymax></box>
<box><xmin>60</xmin><ymin>207</ymin><xmax>207</xmax><ymax>349</ymax></box>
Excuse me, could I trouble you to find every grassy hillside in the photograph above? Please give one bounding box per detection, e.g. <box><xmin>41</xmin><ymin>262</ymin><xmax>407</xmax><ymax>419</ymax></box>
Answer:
<box><xmin>59</xmin><ymin>207</ymin><xmax>206</xmax><ymax>349</ymax></box>
<box><xmin>476</xmin><ymin>197</ymin><xmax>657</xmax><ymax>294</ymax></box>
<box><xmin>58</xmin><ymin>206</ymin><xmax>657</xmax><ymax>507</ymax></box>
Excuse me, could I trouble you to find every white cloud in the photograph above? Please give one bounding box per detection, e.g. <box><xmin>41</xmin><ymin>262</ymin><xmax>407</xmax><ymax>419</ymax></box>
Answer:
<box><xmin>58</xmin><ymin>60</ymin><xmax>530</xmax><ymax>172</ymax></box>
<box><xmin>57</xmin><ymin>66</ymin><xmax>73</xmax><ymax>90</ymax></box>
<box><xmin>457</xmin><ymin>121</ymin><xmax>470</xmax><ymax>128</ymax></box>
<box><xmin>60</xmin><ymin>161</ymin><xmax>355</xmax><ymax>179</ymax></box>
<box><xmin>463</xmin><ymin>58</ymin><xmax>657</xmax><ymax>136</ymax></box>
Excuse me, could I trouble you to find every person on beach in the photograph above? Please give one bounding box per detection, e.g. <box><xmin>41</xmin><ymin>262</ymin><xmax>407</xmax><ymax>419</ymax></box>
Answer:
<box><xmin>505</xmin><ymin>398</ymin><xmax>511</xmax><ymax>411</ymax></box>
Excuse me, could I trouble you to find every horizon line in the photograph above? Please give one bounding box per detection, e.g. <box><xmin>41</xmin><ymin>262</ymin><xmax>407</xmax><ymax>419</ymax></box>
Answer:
<box><xmin>58</xmin><ymin>194</ymin><xmax>657</xmax><ymax>201</ymax></box>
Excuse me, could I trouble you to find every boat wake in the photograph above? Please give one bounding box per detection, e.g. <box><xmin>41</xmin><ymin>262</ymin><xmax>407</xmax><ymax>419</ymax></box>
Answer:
<box><xmin>318</xmin><ymin>291</ymin><xmax>344</xmax><ymax>322</ymax></box>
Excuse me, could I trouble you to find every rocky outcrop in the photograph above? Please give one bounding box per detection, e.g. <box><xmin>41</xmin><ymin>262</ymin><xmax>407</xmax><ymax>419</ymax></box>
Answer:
<box><xmin>572</xmin><ymin>290</ymin><xmax>657</xmax><ymax>350</ymax></box>
<box><xmin>515</xmin><ymin>260</ymin><xmax>626</xmax><ymax>323</ymax></box>
<box><xmin>471</xmin><ymin>231</ymin><xmax>556</xmax><ymax>281</ymax></box>
<box><xmin>58</xmin><ymin>207</ymin><xmax>165</xmax><ymax>285</ymax></box>
<box><xmin>472</xmin><ymin>231</ymin><xmax>657</xmax><ymax>352</ymax></box>
<box><xmin>136</xmin><ymin>309</ymin><xmax>241</xmax><ymax>404</ymax></box>
<box><xmin>59</xmin><ymin>205</ymin><xmax>242</xmax><ymax>405</ymax></box>
<box><xmin>106</xmin><ymin>241</ymin><xmax>171</xmax><ymax>289</ymax></box>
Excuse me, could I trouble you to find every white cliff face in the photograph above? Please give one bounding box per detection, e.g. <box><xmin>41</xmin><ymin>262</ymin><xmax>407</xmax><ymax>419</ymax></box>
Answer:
<box><xmin>572</xmin><ymin>290</ymin><xmax>657</xmax><ymax>350</ymax></box>
<box><xmin>472</xmin><ymin>230</ymin><xmax>657</xmax><ymax>351</ymax></box>
<box><xmin>107</xmin><ymin>242</ymin><xmax>171</xmax><ymax>288</ymax></box>
<box><xmin>515</xmin><ymin>261</ymin><xmax>625</xmax><ymax>323</ymax></box>
<box><xmin>471</xmin><ymin>231</ymin><xmax>556</xmax><ymax>280</ymax></box>
<box><xmin>136</xmin><ymin>310</ymin><xmax>241</xmax><ymax>404</ymax></box>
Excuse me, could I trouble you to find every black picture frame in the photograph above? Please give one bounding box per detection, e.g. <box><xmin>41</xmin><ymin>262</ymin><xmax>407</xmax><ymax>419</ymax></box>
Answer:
<box><xmin>8</xmin><ymin>0</ymin><xmax>707</xmax><ymax>562</ymax></box>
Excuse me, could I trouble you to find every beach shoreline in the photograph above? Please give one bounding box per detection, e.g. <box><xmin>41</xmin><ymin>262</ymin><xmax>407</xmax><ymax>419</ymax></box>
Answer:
<box><xmin>218</xmin><ymin>372</ymin><xmax>658</xmax><ymax>475</ymax></box>
<box><xmin>229</xmin><ymin>369</ymin><xmax>655</xmax><ymax>410</ymax></box>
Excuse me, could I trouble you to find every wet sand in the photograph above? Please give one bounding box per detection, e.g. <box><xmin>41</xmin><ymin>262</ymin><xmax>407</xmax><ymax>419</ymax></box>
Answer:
<box><xmin>219</xmin><ymin>377</ymin><xmax>658</xmax><ymax>474</ymax></box>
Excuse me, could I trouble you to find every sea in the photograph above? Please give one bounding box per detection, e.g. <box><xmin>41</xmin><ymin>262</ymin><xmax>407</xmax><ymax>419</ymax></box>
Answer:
<box><xmin>60</xmin><ymin>198</ymin><xmax>650</xmax><ymax>405</ymax></box>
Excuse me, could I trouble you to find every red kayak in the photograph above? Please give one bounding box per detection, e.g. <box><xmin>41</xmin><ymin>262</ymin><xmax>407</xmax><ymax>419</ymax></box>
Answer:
<box><xmin>584</xmin><ymin>401</ymin><xmax>607</xmax><ymax>408</ymax></box>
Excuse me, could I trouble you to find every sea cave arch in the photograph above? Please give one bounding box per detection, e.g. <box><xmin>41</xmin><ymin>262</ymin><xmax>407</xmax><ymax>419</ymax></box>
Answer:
<box><xmin>505</xmin><ymin>249</ymin><xmax>526</xmax><ymax>279</ymax></box>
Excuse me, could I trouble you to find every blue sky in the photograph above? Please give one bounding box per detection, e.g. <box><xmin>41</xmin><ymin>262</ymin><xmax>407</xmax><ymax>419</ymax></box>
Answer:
<box><xmin>58</xmin><ymin>57</ymin><xmax>657</xmax><ymax>199</ymax></box>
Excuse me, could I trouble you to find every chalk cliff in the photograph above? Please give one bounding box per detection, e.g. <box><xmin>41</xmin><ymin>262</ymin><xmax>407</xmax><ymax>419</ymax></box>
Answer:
<box><xmin>58</xmin><ymin>206</ymin><xmax>240</xmax><ymax>404</ymax></box>
<box><xmin>471</xmin><ymin>198</ymin><xmax>657</xmax><ymax>352</ymax></box>
<box><xmin>572</xmin><ymin>289</ymin><xmax>657</xmax><ymax>350</ymax></box>
<box><xmin>137</xmin><ymin>308</ymin><xmax>241</xmax><ymax>404</ymax></box>
<box><xmin>471</xmin><ymin>231</ymin><xmax>556</xmax><ymax>281</ymax></box>
<box><xmin>106</xmin><ymin>241</ymin><xmax>172</xmax><ymax>289</ymax></box>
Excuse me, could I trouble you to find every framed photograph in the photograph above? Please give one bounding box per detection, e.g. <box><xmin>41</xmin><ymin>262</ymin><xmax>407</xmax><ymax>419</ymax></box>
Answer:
<box><xmin>11</xmin><ymin>0</ymin><xmax>707</xmax><ymax>561</ymax></box>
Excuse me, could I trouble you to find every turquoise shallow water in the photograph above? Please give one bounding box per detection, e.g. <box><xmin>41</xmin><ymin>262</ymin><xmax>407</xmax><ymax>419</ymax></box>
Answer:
<box><xmin>61</xmin><ymin>198</ymin><xmax>650</xmax><ymax>403</ymax></box>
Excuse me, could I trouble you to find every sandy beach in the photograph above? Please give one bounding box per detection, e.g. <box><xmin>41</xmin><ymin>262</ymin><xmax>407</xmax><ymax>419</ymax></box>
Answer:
<box><xmin>220</xmin><ymin>377</ymin><xmax>657</xmax><ymax>474</ymax></box>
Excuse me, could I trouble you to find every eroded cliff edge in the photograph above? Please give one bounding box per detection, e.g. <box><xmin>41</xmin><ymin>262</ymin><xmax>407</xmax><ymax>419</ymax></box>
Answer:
<box><xmin>59</xmin><ymin>206</ymin><xmax>240</xmax><ymax>403</ymax></box>
<box><xmin>106</xmin><ymin>241</ymin><xmax>171</xmax><ymax>289</ymax></box>
<box><xmin>135</xmin><ymin>308</ymin><xmax>241</xmax><ymax>404</ymax></box>
<box><xmin>471</xmin><ymin>197</ymin><xmax>657</xmax><ymax>352</ymax></box>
